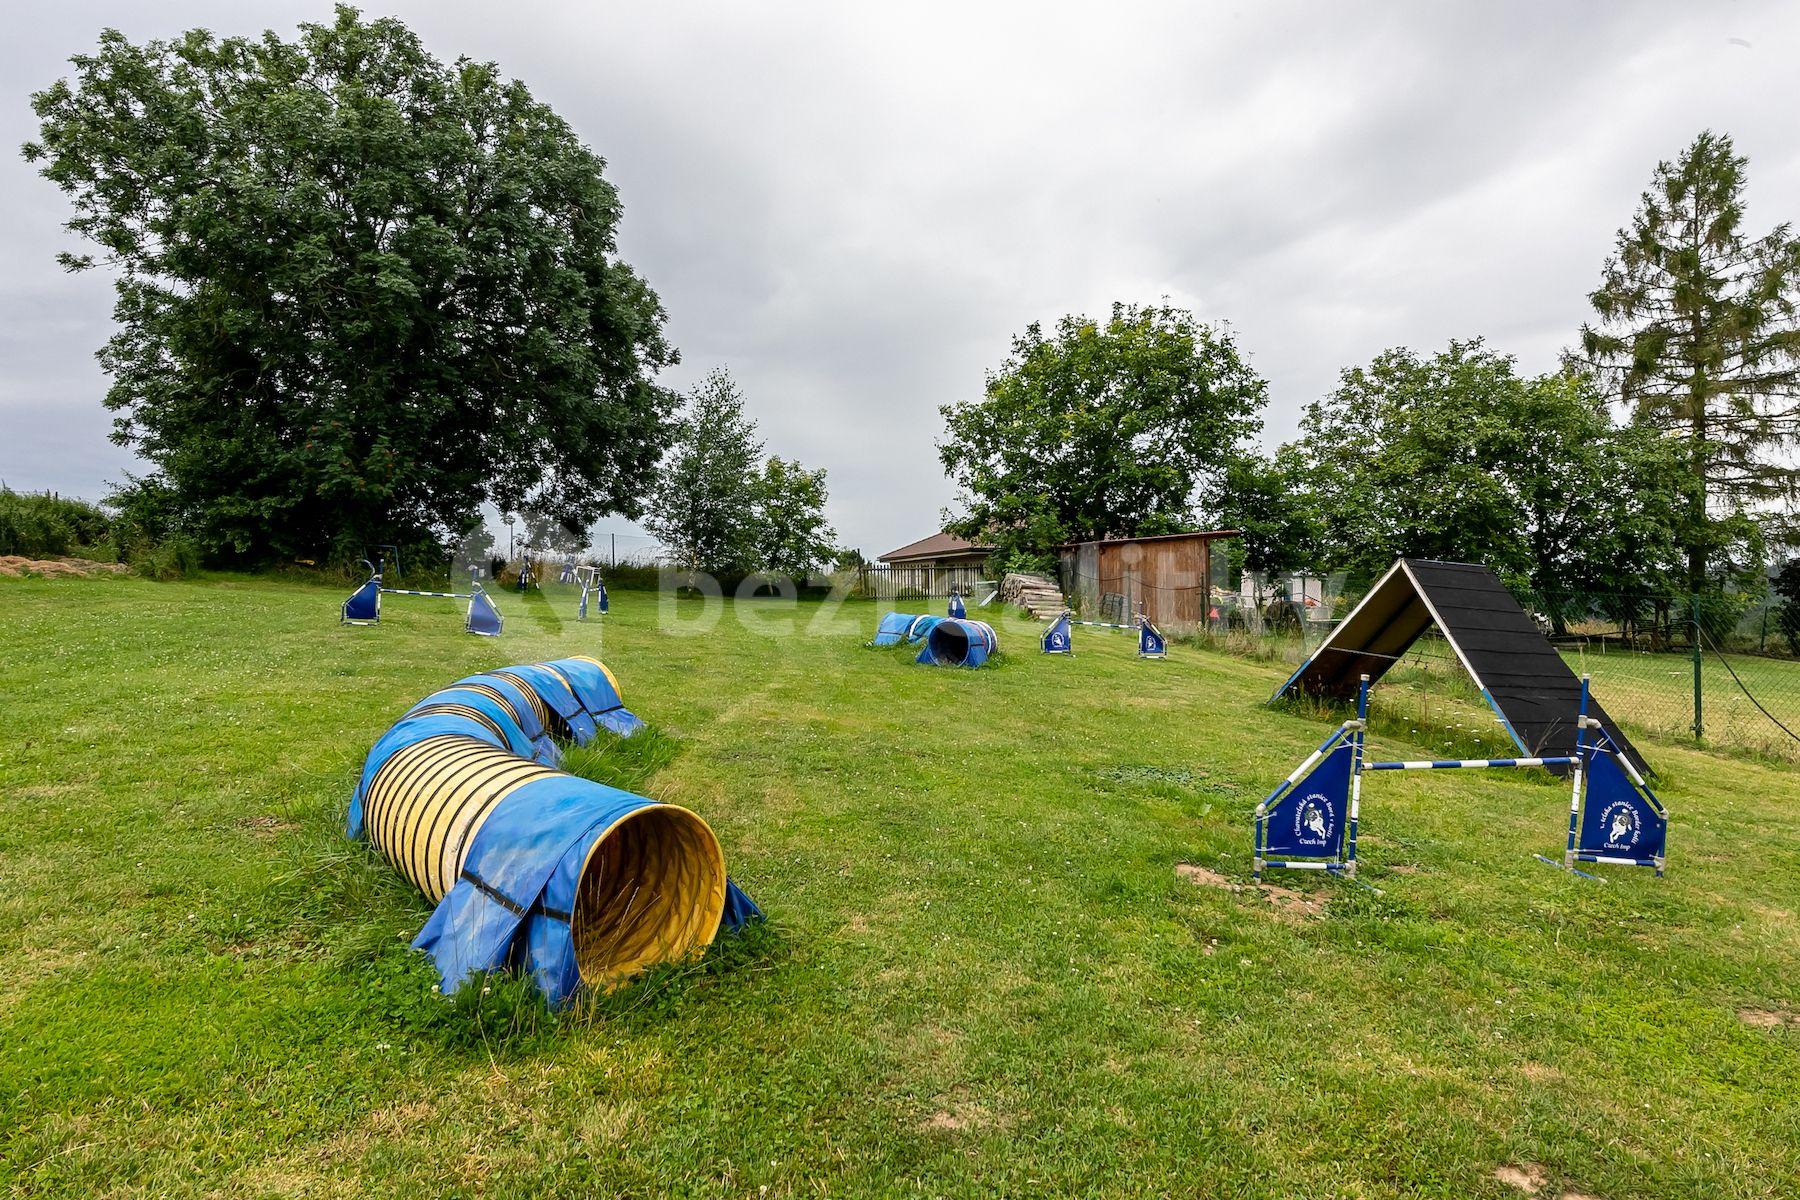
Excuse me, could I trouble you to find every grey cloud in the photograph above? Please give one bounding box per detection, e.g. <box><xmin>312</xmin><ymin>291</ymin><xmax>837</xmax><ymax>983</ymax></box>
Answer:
<box><xmin>3</xmin><ymin>1</ymin><xmax>1797</xmax><ymax>552</ymax></box>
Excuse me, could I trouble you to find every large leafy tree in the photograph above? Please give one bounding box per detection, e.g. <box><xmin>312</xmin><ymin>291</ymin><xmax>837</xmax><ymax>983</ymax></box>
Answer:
<box><xmin>939</xmin><ymin>302</ymin><xmax>1266</xmax><ymax>559</ymax></box>
<box><xmin>1298</xmin><ymin>342</ymin><xmax>1536</xmax><ymax>583</ymax></box>
<box><xmin>25</xmin><ymin>7</ymin><xmax>677</xmax><ymax>564</ymax></box>
<box><xmin>1213</xmin><ymin>446</ymin><xmax>1322</xmax><ymax>581</ymax></box>
<box><xmin>646</xmin><ymin>370</ymin><xmax>765</xmax><ymax>573</ymax></box>
<box><xmin>1580</xmin><ymin>130</ymin><xmax>1800</xmax><ymax>588</ymax></box>
<box><xmin>1295</xmin><ymin>341</ymin><xmax>1694</xmax><ymax>619</ymax></box>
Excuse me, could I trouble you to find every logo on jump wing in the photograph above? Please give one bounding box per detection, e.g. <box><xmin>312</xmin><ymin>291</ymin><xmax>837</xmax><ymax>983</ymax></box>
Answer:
<box><xmin>1597</xmin><ymin>799</ymin><xmax>1642</xmax><ymax>850</ymax></box>
<box><xmin>1292</xmin><ymin>793</ymin><xmax>1336</xmax><ymax>848</ymax></box>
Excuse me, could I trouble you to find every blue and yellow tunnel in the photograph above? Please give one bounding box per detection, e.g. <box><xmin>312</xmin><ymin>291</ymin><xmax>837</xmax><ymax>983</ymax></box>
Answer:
<box><xmin>348</xmin><ymin>656</ymin><xmax>758</xmax><ymax>1003</ymax></box>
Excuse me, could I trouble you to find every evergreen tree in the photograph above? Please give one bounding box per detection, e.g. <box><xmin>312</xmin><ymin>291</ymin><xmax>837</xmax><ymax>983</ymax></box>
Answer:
<box><xmin>1580</xmin><ymin>130</ymin><xmax>1800</xmax><ymax>589</ymax></box>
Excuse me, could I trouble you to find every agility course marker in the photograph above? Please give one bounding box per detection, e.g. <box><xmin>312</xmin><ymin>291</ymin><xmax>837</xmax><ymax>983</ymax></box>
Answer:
<box><xmin>948</xmin><ymin>590</ymin><xmax>967</xmax><ymax>619</ymax></box>
<box><xmin>1041</xmin><ymin>607</ymin><xmax>1168</xmax><ymax>659</ymax></box>
<box><xmin>1253</xmin><ymin>674</ymin><xmax>1667</xmax><ymax>882</ymax></box>
<box><xmin>1138</xmin><ymin>613</ymin><xmax>1167</xmax><ymax>659</ymax></box>
<box><xmin>348</xmin><ymin>657</ymin><xmax>759</xmax><ymax>1003</ymax></box>
<box><xmin>341</xmin><ymin>561</ymin><xmax>503</xmax><ymax>636</ymax></box>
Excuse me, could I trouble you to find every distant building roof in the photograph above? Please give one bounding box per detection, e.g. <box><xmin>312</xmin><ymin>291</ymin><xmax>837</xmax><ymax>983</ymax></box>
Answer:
<box><xmin>1056</xmin><ymin>529</ymin><xmax>1241</xmax><ymax>549</ymax></box>
<box><xmin>878</xmin><ymin>531</ymin><xmax>994</xmax><ymax>563</ymax></box>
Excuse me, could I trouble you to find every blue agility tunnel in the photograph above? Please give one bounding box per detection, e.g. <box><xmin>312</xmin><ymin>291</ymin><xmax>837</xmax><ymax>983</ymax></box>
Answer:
<box><xmin>348</xmin><ymin>656</ymin><xmax>759</xmax><ymax>1004</ymax></box>
<box><xmin>917</xmin><ymin>618</ymin><xmax>998</xmax><ymax>668</ymax></box>
<box><xmin>872</xmin><ymin>612</ymin><xmax>943</xmax><ymax>646</ymax></box>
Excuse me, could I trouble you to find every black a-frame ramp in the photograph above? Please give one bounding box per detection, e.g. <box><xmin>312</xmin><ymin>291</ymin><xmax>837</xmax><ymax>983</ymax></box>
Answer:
<box><xmin>1272</xmin><ymin>559</ymin><xmax>1649</xmax><ymax>776</ymax></box>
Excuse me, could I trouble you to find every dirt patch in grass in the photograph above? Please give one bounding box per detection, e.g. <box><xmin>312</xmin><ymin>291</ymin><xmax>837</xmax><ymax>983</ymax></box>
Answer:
<box><xmin>1174</xmin><ymin>864</ymin><xmax>1323</xmax><ymax>921</ymax></box>
<box><xmin>918</xmin><ymin>1098</ymin><xmax>1004</xmax><ymax>1134</ymax></box>
<box><xmin>1494</xmin><ymin>1163</ymin><xmax>1548</xmax><ymax>1194</ymax></box>
<box><xmin>1175</xmin><ymin>864</ymin><xmax>1236</xmax><ymax>890</ymax></box>
<box><xmin>0</xmin><ymin>555</ymin><xmax>128</xmax><ymax>579</ymax></box>
<box><xmin>1738</xmin><ymin>1007</ymin><xmax>1799</xmax><ymax>1029</ymax></box>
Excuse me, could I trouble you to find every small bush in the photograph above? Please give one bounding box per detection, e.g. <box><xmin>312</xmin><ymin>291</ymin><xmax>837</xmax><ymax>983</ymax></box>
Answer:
<box><xmin>126</xmin><ymin>534</ymin><xmax>202</xmax><ymax>581</ymax></box>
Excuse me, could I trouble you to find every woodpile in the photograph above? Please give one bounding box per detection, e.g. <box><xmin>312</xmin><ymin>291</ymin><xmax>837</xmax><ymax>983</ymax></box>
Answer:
<box><xmin>1000</xmin><ymin>572</ymin><xmax>1068</xmax><ymax>620</ymax></box>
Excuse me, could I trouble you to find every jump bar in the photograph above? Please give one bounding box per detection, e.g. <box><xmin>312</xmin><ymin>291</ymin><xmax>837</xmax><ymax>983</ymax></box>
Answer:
<box><xmin>1364</xmin><ymin>756</ymin><xmax>1576</xmax><ymax>771</ymax></box>
<box><xmin>381</xmin><ymin>588</ymin><xmax>473</xmax><ymax>600</ymax></box>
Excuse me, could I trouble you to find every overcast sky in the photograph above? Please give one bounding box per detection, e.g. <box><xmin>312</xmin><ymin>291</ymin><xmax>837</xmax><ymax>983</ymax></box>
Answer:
<box><xmin>3</xmin><ymin>2</ymin><xmax>1797</xmax><ymax>557</ymax></box>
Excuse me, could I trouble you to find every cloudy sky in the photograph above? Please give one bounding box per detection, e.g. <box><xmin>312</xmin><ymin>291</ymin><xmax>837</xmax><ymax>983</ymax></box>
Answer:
<box><xmin>3</xmin><ymin>2</ymin><xmax>1797</xmax><ymax>557</ymax></box>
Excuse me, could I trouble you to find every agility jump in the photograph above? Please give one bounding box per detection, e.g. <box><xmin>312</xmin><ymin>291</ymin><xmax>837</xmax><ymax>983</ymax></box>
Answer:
<box><xmin>1041</xmin><ymin>607</ymin><xmax>1167</xmax><ymax>658</ymax></box>
<box><xmin>1253</xmin><ymin>673</ymin><xmax>1667</xmax><ymax>882</ymax></box>
<box><xmin>341</xmin><ymin>554</ymin><xmax>503</xmax><ymax>636</ymax></box>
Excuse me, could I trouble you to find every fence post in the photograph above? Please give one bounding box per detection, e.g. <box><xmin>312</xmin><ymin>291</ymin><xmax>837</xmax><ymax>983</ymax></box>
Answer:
<box><xmin>1691</xmin><ymin>593</ymin><xmax>1704</xmax><ymax>741</ymax></box>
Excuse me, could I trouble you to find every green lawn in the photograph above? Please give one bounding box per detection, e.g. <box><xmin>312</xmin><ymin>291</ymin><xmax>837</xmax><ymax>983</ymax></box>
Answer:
<box><xmin>4</xmin><ymin>576</ymin><xmax>1799</xmax><ymax>1198</ymax></box>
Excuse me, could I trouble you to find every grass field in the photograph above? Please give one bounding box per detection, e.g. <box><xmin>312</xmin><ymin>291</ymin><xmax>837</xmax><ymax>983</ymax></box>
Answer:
<box><xmin>4</xmin><ymin>576</ymin><xmax>1800</xmax><ymax>1198</ymax></box>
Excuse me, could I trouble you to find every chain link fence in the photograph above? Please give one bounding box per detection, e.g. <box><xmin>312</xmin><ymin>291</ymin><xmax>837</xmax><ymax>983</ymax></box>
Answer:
<box><xmin>1194</xmin><ymin>575</ymin><xmax>1800</xmax><ymax>764</ymax></box>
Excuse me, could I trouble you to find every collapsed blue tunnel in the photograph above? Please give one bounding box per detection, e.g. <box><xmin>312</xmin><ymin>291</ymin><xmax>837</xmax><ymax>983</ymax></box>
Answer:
<box><xmin>872</xmin><ymin>612</ymin><xmax>943</xmax><ymax>645</ymax></box>
<box><xmin>348</xmin><ymin>655</ymin><xmax>759</xmax><ymax>1004</ymax></box>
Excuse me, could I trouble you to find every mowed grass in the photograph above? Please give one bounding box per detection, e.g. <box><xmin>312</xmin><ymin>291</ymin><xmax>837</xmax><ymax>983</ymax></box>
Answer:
<box><xmin>3</xmin><ymin>576</ymin><xmax>1799</xmax><ymax>1199</ymax></box>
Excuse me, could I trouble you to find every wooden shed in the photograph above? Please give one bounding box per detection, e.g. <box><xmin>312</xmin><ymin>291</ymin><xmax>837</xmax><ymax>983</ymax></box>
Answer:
<box><xmin>1058</xmin><ymin>530</ymin><xmax>1240</xmax><ymax>633</ymax></box>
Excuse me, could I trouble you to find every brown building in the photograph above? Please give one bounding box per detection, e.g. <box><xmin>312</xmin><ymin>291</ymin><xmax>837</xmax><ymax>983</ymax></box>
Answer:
<box><xmin>1058</xmin><ymin>530</ymin><xmax>1240</xmax><ymax>632</ymax></box>
<box><xmin>876</xmin><ymin>531</ymin><xmax>995</xmax><ymax>596</ymax></box>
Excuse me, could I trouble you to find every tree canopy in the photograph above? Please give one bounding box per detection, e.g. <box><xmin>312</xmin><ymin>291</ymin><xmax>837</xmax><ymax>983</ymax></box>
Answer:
<box><xmin>25</xmin><ymin>6</ymin><xmax>677</xmax><ymax>564</ymax></box>
<box><xmin>1580</xmin><ymin>130</ymin><xmax>1800</xmax><ymax>584</ymax></box>
<box><xmin>939</xmin><ymin>302</ymin><xmax>1265</xmax><ymax>562</ymax></box>
<box><xmin>1290</xmin><ymin>341</ymin><xmax>1698</xmax><ymax>616</ymax></box>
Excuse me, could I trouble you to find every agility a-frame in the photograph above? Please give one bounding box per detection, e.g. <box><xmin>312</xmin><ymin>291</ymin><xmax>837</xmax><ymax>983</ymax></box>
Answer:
<box><xmin>1272</xmin><ymin>558</ymin><xmax>1649</xmax><ymax>777</ymax></box>
<box><xmin>1254</xmin><ymin>673</ymin><xmax>1667</xmax><ymax>881</ymax></box>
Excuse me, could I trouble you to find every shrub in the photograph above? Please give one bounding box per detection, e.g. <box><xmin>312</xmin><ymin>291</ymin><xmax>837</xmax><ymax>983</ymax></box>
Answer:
<box><xmin>0</xmin><ymin>488</ymin><xmax>112</xmax><ymax>557</ymax></box>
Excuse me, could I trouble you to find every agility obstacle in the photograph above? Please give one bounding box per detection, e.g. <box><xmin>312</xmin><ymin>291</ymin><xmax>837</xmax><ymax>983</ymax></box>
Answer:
<box><xmin>1039</xmin><ymin>608</ymin><xmax>1167</xmax><ymax>658</ymax></box>
<box><xmin>1253</xmin><ymin>673</ymin><xmax>1667</xmax><ymax>882</ymax></box>
<box><xmin>348</xmin><ymin>656</ymin><xmax>760</xmax><ymax>1003</ymax></box>
<box><xmin>916</xmin><ymin>617</ymin><xmax>998</xmax><ymax>667</ymax></box>
<box><xmin>871</xmin><ymin>612</ymin><xmax>945</xmax><ymax>646</ymax></box>
<box><xmin>341</xmin><ymin>559</ymin><xmax>503</xmax><ymax>636</ymax></box>
<box><xmin>948</xmin><ymin>590</ymin><xmax>967</xmax><ymax>619</ymax></box>
<box><xmin>574</xmin><ymin>564</ymin><xmax>610</xmax><ymax>620</ymax></box>
<box><xmin>1274</xmin><ymin>558</ymin><xmax>1648</xmax><ymax>776</ymax></box>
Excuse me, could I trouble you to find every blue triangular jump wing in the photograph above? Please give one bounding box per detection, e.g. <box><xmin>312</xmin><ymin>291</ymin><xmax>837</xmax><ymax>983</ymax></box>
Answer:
<box><xmin>948</xmin><ymin>593</ymin><xmax>966</xmax><ymax>619</ymax></box>
<box><xmin>342</xmin><ymin>577</ymin><xmax>380</xmax><ymax>624</ymax></box>
<box><xmin>1579</xmin><ymin>743</ymin><xmax>1666</xmax><ymax>861</ymax></box>
<box><xmin>1262</xmin><ymin>742</ymin><xmax>1353</xmax><ymax>859</ymax></box>
<box><xmin>466</xmin><ymin>585</ymin><xmax>504</xmax><ymax>637</ymax></box>
<box><xmin>1138</xmin><ymin>616</ymin><xmax>1167</xmax><ymax>658</ymax></box>
<box><xmin>1042</xmin><ymin>612</ymin><xmax>1073</xmax><ymax>654</ymax></box>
